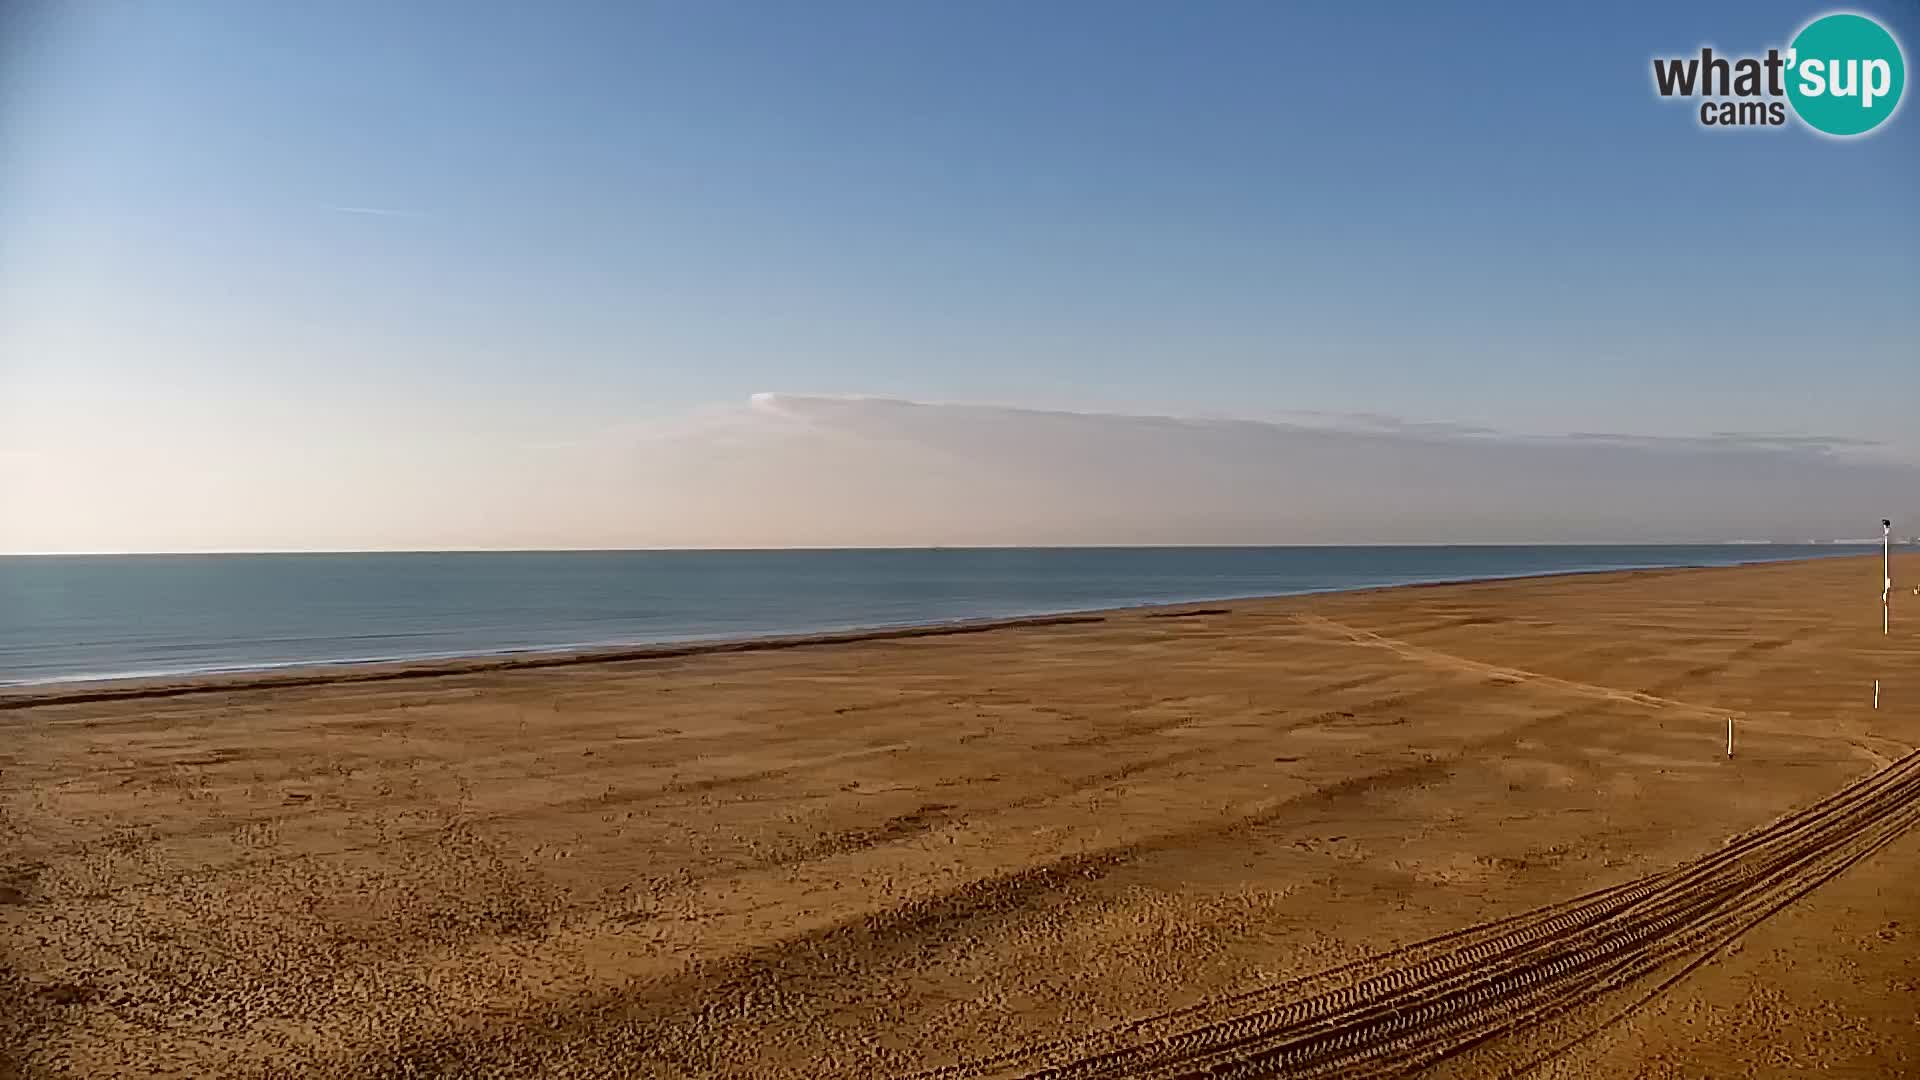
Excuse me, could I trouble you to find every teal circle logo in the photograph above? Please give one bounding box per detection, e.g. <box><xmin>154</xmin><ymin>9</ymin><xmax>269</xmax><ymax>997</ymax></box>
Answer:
<box><xmin>1786</xmin><ymin>13</ymin><xmax>1906</xmax><ymax>136</ymax></box>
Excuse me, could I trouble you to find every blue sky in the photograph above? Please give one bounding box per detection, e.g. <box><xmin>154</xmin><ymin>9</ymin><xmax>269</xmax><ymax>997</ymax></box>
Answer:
<box><xmin>1</xmin><ymin>1</ymin><xmax>1916</xmax><ymax>550</ymax></box>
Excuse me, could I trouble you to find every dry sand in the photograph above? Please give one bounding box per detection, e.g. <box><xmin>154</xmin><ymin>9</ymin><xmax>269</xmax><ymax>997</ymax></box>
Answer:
<box><xmin>2</xmin><ymin>554</ymin><xmax>1916</xmax><ymax>1078</ymax></box>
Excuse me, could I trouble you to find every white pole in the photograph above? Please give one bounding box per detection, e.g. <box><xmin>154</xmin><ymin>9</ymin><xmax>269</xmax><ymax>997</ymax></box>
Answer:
<box><xmin>1726</xmin><ymin>716</ymin><xmax>1734</xmax><ymax>757</ymax></box>
<box><xmin>1877</xmin><ymin>520</ymin><xmax>1890</xmax><ymax>713</ymax></box>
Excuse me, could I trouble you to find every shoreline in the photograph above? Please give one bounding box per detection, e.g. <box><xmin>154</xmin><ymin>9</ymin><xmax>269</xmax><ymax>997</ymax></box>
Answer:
<box><xmin>0</xmin><ymin>553</ymin><xmax>1852</xmax><ymax>710</ymax></box>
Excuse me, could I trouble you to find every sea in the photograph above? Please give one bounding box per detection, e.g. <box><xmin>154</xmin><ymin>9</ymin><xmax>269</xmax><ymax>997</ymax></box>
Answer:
<box><xmin>0</xmin><ymin>546</ymin><xmax>1871</xmax><ymax>686</ymax></box>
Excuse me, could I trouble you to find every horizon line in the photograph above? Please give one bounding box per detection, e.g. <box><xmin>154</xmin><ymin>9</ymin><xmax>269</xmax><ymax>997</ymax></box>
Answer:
<box><xmin>0</xmin><ymin>540</ymin><xmax>1899</xmax><ymax>558</ymax></box>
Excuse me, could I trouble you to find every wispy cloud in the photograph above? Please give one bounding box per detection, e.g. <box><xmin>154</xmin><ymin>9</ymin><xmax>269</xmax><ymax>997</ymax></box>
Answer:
<box><xmin>1561</xmin><ymin>431</ymin><xmax>1882</xmax><ymax>454</ymax></box>
<box><xmin>324</xmin><ymin>205</ymin><xmax>420</xmax><ymax>218</ymax></box>
<box><xmin>13</xmin><ymin>396</ymin><xmax>1914</xmax><ymax>551</ymax></box>
<box><xmin>1267</xmin><ymin>409</ymin><xmax>1501</xmax><ymax>439</ymax></box>
<box><xmin>572</xmin><ymin>394</ymin><xmax>1920</xmax><ymax>546</ymax></box>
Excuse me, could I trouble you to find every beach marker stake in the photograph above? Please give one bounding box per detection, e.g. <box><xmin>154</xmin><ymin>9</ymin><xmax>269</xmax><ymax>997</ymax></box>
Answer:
<box><xmin>1727</xmin><ymin>716</ymin><xmax>1734</xmax><ymax>758</ymax></box>
<box><xmin>1874</xmin><ymin>519</ymin><xmax>1890</xmax><ymax>715</ymax></box>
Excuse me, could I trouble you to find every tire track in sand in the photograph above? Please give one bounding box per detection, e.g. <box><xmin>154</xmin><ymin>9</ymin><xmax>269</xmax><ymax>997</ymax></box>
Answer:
<box><xmin>910</xmin><ymin>749</ymin><xmax>1920</xmax><ymax>1079</ymax></box>
<box><xmin>1291</xmin><ymin>615</ymin><xmax>1744</xmax><ymax>722</ymax></box>
<box><xmin>1294</xmin><ymin>615</ymin><xmax>1902</xmax><ymax>766</ymax></box>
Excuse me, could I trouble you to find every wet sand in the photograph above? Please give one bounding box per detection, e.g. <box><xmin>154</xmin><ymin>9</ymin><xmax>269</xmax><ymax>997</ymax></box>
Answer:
<box><xmin>2</xmin><ymin>554</ymin><xmax>1916</xmax><ymax>1078</ymax></box>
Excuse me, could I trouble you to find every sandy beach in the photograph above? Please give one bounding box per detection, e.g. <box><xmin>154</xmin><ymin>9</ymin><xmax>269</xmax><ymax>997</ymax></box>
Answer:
<box><xmin>3</xmin><ymin>554</ymin><xmax>1916</xmax><ymax>1079</ymax></box>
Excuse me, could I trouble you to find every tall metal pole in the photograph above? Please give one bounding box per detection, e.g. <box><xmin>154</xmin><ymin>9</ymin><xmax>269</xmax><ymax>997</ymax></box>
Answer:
<box><xmin>1885</xmin><ymin>519</ymin><xmax>1893</xmax><ymax>635</ymax></box>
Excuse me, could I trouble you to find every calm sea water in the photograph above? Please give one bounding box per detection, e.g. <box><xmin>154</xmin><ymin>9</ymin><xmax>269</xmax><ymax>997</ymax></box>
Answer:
<box><xmin>0</xmin><ymin>546</ymin><xmax>1867</xmax><ymax>685</ymax></box>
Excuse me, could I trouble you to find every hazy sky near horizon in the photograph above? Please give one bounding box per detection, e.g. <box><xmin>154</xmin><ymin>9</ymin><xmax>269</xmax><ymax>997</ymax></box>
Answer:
<box><xmin>2</xmin><ymin>1</ymin><xmax>1917</xmax><ymax>552</ymax></box>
